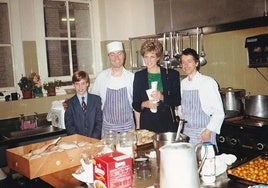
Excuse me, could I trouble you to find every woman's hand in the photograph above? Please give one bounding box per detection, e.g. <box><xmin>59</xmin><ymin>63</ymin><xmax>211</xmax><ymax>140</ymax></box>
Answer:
<box><xmin>151</xmin><ymin>90</ymin><xmax>163</xmax><ymax>101</ymax></box>
<box><xmin>141</xmin><ymin>100</ymin><xmax>158</xmax><ymax>110</ymax></box>
<box><xmin>200</xmin><ymin>129</ymin><xmax>211</xmax><ymax>142</ymax></box>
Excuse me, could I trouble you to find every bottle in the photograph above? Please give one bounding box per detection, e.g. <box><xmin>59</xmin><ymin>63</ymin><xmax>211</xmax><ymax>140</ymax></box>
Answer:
<box><xmin>200</xmin><ymin>142</ymin><xmax>216</xmax><ymax>184</ymax></box>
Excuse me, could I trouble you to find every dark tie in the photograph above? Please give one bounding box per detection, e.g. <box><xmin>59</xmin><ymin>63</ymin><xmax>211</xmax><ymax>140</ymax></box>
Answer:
<box><xmin>82</xmin><ymin>96</ymin><xmax>86</xmax><ymax>112</ymax></box>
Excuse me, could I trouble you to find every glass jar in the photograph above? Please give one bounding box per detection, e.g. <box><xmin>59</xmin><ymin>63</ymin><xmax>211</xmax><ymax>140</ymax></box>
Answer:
<box><xmin>102</xmin><ymin>130</ymin><xmax>117</xmax><ymax>151</ymax></box>
<box><xmin>116</xmin><ymin>131</ymin><xmax>134</xmax><ymax>158</ymax></box>
<box><xmin>135</xmin><ymin>157</ymin><xmax>152</xmax><ymax>180</ymax></box>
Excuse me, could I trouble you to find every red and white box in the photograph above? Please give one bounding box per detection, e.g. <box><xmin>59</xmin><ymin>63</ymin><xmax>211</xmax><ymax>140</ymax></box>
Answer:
<box><xmin>93</xmin><ymin>151</ymin><xmax>133</xmax><ymax>188</ymax></box>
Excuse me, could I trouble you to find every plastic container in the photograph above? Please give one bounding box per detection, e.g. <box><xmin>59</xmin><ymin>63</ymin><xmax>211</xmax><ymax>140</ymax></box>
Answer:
<box><xmin>200</xmin><ymin>142</ymin><xmax>216</xmax><ymax>184</ymax></box>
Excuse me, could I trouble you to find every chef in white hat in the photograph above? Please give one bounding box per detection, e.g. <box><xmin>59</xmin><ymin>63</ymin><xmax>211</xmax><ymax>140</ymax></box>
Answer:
<box><xmin>106</xmin><ymin>41</ymin><xmax>124</xmax><ymax>54</ymax></box>
<box><xmin>90</xmin><ymin>41</ymin><xmax>135</xmax><ymax>134</ymax></box>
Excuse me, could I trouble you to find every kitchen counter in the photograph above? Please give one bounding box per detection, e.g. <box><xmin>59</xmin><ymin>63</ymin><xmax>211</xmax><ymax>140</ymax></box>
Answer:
<box><xmin>133</xmin><ymin>159</ymin><xmax>249</xmax><ymax>188</ymax></box>
<box><xmin>40</xmin><ymin>157</ymin><xmax>250</xmax><ymax>188</ymax></box>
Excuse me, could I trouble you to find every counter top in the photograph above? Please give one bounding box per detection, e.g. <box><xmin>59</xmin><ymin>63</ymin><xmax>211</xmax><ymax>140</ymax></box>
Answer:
<box><xmin>40</xmin><ymin>158</ymin><xmax>250</xmax><ymax>188</ymax></box>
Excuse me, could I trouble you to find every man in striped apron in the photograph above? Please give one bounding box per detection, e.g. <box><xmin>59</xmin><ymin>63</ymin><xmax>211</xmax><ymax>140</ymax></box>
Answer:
<box><xmin>91</xmin><ymin>41</ymin><xmax>135</xmax><ymax>135</ymax></box>
<box><xmin>180</xmin><ymin>48</ymin><xmax>224</xmax><ymax>148</ymax></box>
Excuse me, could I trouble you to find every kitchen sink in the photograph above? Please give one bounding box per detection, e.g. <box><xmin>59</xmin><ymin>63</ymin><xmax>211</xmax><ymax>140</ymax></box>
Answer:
<box><xmin>0</xmin><ymin>125</ymin><xmax>67</xmax><ymax>168</ymax></box>
<box><xmin>3</xmin><ymin>126</ymin><xmax>64</xmax><ymax>139</ymax></box>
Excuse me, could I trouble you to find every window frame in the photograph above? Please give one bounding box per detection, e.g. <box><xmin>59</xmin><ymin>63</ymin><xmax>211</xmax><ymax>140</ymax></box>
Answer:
<box><xmin>0</xmin><ymin>0</ymin><xmax>24</xmax><ymax>91</ymax></box>
<box><xmin>34</xmin><ymin>0</ymin><xmax>102</xmax><ymax>83</ymax></box>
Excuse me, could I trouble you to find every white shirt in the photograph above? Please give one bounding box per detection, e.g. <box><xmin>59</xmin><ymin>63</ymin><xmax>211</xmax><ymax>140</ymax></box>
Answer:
<box><xmin>90</xmin><ymin>68</ymin><xmax>134</xmax><ymax>109</ymax></box>
<box><xmin>180</xmin><ymin>71</ymin><xmax>225</xmax><ymax>134</ymax></box>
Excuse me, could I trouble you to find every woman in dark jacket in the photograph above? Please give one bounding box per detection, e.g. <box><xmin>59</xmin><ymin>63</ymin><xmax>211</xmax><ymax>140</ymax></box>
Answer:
<box><xmin>132</xmin><ymin>39</ymin><xmax>181</xmax><ymax>133</ymax></box>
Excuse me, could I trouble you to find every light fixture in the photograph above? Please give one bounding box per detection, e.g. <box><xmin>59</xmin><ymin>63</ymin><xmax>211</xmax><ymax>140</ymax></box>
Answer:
<box><xmin>61</xmin><ymin>17</ymin><xmax>75</xmax><ymax>22</ymax></box>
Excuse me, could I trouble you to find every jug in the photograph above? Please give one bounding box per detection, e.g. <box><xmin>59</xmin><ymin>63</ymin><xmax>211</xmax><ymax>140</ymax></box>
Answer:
<box><xmin>159</xmin><ymin>143</ymin><xmax>200</xmax><ymax>188</ymax></box>
<box><xmin>159</xmin><ymin>142</ymin><xmax>215</xmax><ymax>188</ymax></box>
<box><xmin>195</xmin><ymin>142</ymin><xmax>216</xmax><ymax>184</ymax></box>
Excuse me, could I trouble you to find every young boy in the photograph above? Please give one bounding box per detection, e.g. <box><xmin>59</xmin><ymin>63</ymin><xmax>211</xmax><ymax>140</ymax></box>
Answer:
<box><xmin>64</xmin><ymin>71</ymin><xmax>102</xmax><ymax>139</ymax></box>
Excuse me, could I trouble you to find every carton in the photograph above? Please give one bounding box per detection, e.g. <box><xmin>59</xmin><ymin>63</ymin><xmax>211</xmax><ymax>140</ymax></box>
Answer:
<box><xmin>93</xmin><ymin>151</ymin><xmax>133</xmax><ymax>188</ymax></box>
<box><xmin>6</xmin><ymin>134</ymin><xmax>103</xmax><ymax>179</ymax></box>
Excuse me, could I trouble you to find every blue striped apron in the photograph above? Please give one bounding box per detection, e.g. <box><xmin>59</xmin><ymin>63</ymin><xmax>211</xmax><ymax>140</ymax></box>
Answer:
<box><xmin>181</xmin><ymin>90</ymin><xmax>216</xmax><ymax>146</ymax></box>
<box><xmin>102</xmin><ymin>87</ymin><xmax>134</xmax><ymax>133</ymax></box>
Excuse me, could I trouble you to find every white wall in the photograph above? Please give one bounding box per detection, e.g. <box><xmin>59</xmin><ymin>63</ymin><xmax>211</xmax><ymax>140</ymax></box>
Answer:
<box><xmin>19</xmin><ymin>0</ymin><xmax>155</xmax><ymax>41</ymax></box>
<box><xmin>19</xmin><ymin>0</ymin><xmax>35</xmax><ymax>41</ymax></box>
<box><xmin>102</xmin><ymin>0</ymin><xmax>155</xmax><ymax>40</ymax></box>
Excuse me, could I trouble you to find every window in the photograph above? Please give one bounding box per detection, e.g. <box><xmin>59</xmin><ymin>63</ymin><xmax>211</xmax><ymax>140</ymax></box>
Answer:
<box><xmin>36</xmin><ymin>0</ymin><xmax>102</xmax><ymax>82</ymax></box>
<box><xmin>0</xmin><ymin>0</ymin><xmax>101</xmax><ymax>90</ymax></box>
<box><xmin>0</xmin><ymin>1</ymin><xmax>13</xmax><ymax>87</ymax></box>
<box><xmin>44</xmin><ymin>0</ymin><xmax>93</xmax><ymax>78</ymax></box>
<box><xmin>0</xmin><ymin>0</ymin><xmax>24</xmax><ymax>89</ymax></box>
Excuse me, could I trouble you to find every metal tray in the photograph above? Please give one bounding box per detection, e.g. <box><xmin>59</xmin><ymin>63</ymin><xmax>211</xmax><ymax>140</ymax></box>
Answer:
<box><xmin>227</xmin><ymin>155</ymin><xmax>268</xmax><ymax>185</ymax></box>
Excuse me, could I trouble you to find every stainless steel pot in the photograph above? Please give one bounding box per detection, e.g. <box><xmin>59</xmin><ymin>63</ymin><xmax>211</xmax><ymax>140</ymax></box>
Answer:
<box><xmin>152</xmin><ymin>132</ymin><xmax>189</xmax><ymax>167</ymax></box>
<box><xmin>220</xmin><ymin>87</ymin><xmax>246</xmax><ymax>118</ymax></box>
<box><xmin>245</xmin><ymin>95</ymin><xmax>268</xmax><ymax>118</ymax></box>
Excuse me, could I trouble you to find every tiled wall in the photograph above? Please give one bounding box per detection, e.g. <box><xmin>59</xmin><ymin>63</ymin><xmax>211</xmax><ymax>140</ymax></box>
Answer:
<box><xmin>129</xmin><ymin>27</ymin><xmax>268</xmax><ymax>95</ymax></box>
<box><xmin>196</xmin><ymin>27</ymin><xmax>268</xmax><ymax>95</ymax></box>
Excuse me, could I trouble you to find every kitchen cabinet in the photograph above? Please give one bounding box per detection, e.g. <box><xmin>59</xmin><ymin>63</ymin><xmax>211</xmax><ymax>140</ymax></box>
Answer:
<box><xmin>154</xmin><ymin>0</ymin><xmax>266</xmax><ymax>34</ymax></box>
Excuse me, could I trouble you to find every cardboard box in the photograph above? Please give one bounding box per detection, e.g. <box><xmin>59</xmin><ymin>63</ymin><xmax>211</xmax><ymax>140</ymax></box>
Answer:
<box><xmin>93</xmin><ymin>151</ymin><xmax>133</xmax><ymax>188</ymax></box>
<box><xmin>6</xmin><ymin>134</ymin><xmax>103</xmax><ymax>179</ymax></box>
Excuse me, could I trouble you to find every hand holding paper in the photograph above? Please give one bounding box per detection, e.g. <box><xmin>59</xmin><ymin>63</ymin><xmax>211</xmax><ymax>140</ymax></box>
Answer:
<box><xmin>146</xmin><ymin>81</ymin><xmax>159</xmax><ymax>113</ymax></box>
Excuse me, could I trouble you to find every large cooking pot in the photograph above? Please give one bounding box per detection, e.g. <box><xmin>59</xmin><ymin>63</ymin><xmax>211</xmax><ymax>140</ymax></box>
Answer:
<box><xmin>245</xmin><ymin>95</ymin><xmax>268</xmax><ymax>118</ymax></box>
<box><xmin>220</xmin><ymin>87</ymin><xmax>245</xmax><ymax>118</ymax></box>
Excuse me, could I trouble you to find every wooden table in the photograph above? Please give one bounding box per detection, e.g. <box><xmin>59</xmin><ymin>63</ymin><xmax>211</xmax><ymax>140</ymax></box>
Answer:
<box><xmin>40</xmin><ymin>166</ymin><xmax>83</xmax><ymax>188</ymax></box>
<box><xmin>40</xmin><ymin>144</ymin><xmax>157</xmax><ymax>188</ymax></box>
